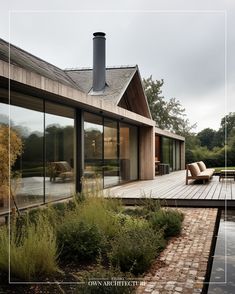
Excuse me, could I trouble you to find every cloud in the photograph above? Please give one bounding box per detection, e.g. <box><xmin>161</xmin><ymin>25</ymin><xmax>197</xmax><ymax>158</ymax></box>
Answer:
<box><xmin>0</xmin><ymin>1</ymin><xmax>234</xmax><ymax>132</ymax></box>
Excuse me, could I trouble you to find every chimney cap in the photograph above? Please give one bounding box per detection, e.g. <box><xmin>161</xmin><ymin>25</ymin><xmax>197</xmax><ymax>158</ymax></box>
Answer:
<box><xmin>93</xmin><ymin>32</ymin><xmax>106</xmax><ymax>37</ymax></box>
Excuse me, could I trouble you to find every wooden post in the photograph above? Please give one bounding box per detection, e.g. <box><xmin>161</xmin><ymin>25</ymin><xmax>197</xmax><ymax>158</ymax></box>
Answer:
<box><xmin>139</xmin><ymin>126</ymin><xmax>155</xmax><ymax>180</ymax></box>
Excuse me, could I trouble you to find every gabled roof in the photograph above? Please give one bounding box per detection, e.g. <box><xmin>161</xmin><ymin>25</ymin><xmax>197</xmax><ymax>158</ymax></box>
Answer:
<box><xmin>0</xmin><ymin>38</ymin><xmax>152</xmax><ymax>119</ymax></box>
<box><xmin>0</xmin><ymin>38</ymin><xmax>78</xmax><ymax>89</ymax></box>
<box><xmin>66</xmin><ymin>66</ymin><xmax>152</xmax><ymax>119</ymax></box>
<box><xmin>65</xmin><ymin>66</ymin><xmax>136</xmax><ymax>103</ymax></box>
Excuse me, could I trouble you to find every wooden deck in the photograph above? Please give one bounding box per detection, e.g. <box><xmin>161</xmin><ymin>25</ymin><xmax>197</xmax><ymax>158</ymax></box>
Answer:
<box><xmin>108</xmin><ymin>170</ymin><xmax>235</xmax><ymax>207</ymax></box>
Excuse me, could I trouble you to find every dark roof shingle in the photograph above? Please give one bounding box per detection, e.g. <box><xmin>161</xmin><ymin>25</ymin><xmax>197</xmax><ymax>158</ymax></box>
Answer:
<box><xmin>0</xmin><ymin>38</ymin><xmax>78</xmax><ymax>88</ymax></box>
<box><xmin>65</xmin><ymin>66</ymin><xmax>137</xmax><ymax>105</ymax></box>
<box><xmin>0</xmin><ymin>38</ymin><xmax>139</xmax><ymax>107</ymax></box>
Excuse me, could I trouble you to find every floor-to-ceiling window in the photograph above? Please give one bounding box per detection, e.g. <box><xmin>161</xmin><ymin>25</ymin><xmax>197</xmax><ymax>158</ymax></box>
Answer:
<box><xmin>0</xmin><ymin>98</ymin><xmax>140</xmax><ymax>213</ymax></box>
<box><xmin>45</xmin><ymin>102</ymin><xmax>75</xmax><ymax>201</ymax></box>
<box><xmin>155</xmin><ymin>135</ymin><xmax>161</xmax><ymax>161</ymax></box>
<box><xmin>83</xmin><ymin>112</ymin><xmax>139</xmax><ymax>189</ymax></box>
<box><xmin>0</xmin><ymin>96</ymin><xmax>44</xmax><ymax>211</ymax></box>
<box><xmin>120</xmin><ymin>123</ymin><xmax>138</xmax><ymax>183</ymax></box>
<box><xmin>0</xmin><ymin>94</ymin><xmax>75</xmax><ymax>213</ymax></box>
<box><xmin>104</xmin><ymin>119</ymin><xmax>119</xmax><ymax>188</ymax></box>
<box><xmin>161</xmin><ymin>137</ymin><xmax>170</xmax><ymax>165</ymax></box>
<box><xmin>175</xmin><ymin>141</ymin><xmax>181</xmax><ymax>170</ymax></box>
<box><xmin>160</xmin><ymin>136</ymin><xmax>181</xmax><ymax>172</ymax></box>
<box><xmin>172</xmin><ymin>140</ymin><xmax>176</xmax><ymax>171</ymax></box>
<box><xmin>84</xmin><ymin>112</ymin><xmax>103</xmax><ymax>190</ymax></box>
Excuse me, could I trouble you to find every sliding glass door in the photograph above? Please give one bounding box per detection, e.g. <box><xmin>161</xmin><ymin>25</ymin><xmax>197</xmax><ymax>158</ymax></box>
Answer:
<box><xmin>104</xmin><ymin>119</ymin><xmax>119</xmax><ymax>188</ymax></box>
<box><xmin>0</xmin><ymin>94</ymin><xmax>76</xmax><ymax>213</ymax></box>
<box><xmin>84</xmin><ymin>112</ymin><xmax>103</xmax><ymax>190</ymax></box>
<box><xmin>45</xmin><ymin>102</ymin><xmax>75</xmax><ymax>201</ymax></box>
<box><xmin>83</xmin><ymin>112</ymin><xmax>138</xmax><ymax>189</ymax></box>
<box><xmin>161</xmin><ymin>136</ymin><xmax>181</xmax><ymax>172</ymax></box>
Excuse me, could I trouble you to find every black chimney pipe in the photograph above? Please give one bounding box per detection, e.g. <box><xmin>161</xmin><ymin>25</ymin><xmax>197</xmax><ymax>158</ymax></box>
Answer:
<box><xmin>93</xmin><ymin>32</ymin><xmax>106</xmax><ymax>92</ymax></box>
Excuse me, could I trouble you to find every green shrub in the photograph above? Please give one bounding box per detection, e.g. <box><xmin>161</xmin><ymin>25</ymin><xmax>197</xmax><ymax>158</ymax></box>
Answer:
<box><xmin>149</xmin><ymin>209</ymin><xmax>184</xmax><ymax>238</ymax></box>
<box><xmin>110</xmin><ymin>218</ymin><xmax>165</xmax><ymax>275</ymax></box>
<box><xmin>0</xmin><ymin>226</ymin><xmax>8</xmax><ymax>274</ymax></box>
<box><xmin>76</xmin><ymin>264</ymin><xmax>134</xmax><ymax>294</ymax></box>
<box><xmin>123</xmin><ymin>207</ymin><xmax>147</xmax><ymax>218</ymax></box>
<box><xmin>57</xmin><ymin>219</ymin><xmax>102</xmax><ymax>262</ymax></box>
<box><xmin>0</xmin><ymin>214</ymin><xmax>58</xmax><ymax>281</ymax></box>
<box><xmin>16</xmin><ymin>205</ymin><xmax>60</xmax><ymax>232</ymax></box>
<box><xmin>73</xmin><ymin>196</ymin><xmax>122</xmax><ymax>241</ymax></box>
<box><xmin>140</xmin><ymin>196</ymin><xmax>161</xmax><ymax>213</ymax></box>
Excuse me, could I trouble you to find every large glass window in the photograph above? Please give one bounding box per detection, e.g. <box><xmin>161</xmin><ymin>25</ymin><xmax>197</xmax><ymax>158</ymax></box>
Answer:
<box><xmin>104</xmin><ymin>119</ymin><xmax>119</xmax><ymax>188</ymax></box>
<box><xmin>161</xmin><ymin>137</ymin><xmax>170</xmax><ymax>165</ymax></box>
<box><xmin>120</xmin><ymin>123</ymin><xmax>138</xmax><ymax>183</ymax></box>
<box><xmin>0</xmin><ymin>96</ymin><xmax>44</xmax><ymax>212</ymax></box>
<box><xmin>161</xmin><ymin>136</ymin><xmax>181</xmax><ymax>172</ymax></box>
<box><xmin>84</xmin><ymin>112</ymin><xmax>103</xmax><ymax>190</ymax></box>
<box><xmin>83</xmin><ymin>112</ymin><xmax>139</xmax><ymax>189</ymax></box>
<box><xmin>155</xmin><ymin>135</ymin><xmax>161</xmax><ymax>161</ymax></box>
<box><xmin>0</xmin><ymin>102</ymin><xmax>11</xmax><ymax>213</ymax></box>
<box><xmin>0</xmin><ymin>95</ymin><xmax>76</xmax><ymax>214</ymax></box>
<box><xmin>171</xmin><ymin>140</ymin><xmax>176</xmax><ymax>170</ymax></box>
<box><xmin>45</xmin><ymin>102</ymin><xmax>75</xmax><ymax>201</ymax></box>
<box><xmin>175</xmin><ymin>141</ymin><xmax>181</xmax><ymax>170</ymax></box>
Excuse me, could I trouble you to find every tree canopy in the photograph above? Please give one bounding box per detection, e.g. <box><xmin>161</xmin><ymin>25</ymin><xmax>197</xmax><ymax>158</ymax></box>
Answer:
<box><xmin>190</xmin><ymin>112</ymin><xmax>235</xmax><ymax>167</ymax></box>
<box><xmin>143</xmin><ymin>76</ymin><xmax>196</xmax><ymax>135</ymax></box>
<box><xmin>143</xmin><ymin>75</ymin><xmax>235</xmax><ymax>167</ymax></box>
<box><xmin>197</xmin><ymin>128</ymin><xmax>216</xmax><ymax>150</ymax></box>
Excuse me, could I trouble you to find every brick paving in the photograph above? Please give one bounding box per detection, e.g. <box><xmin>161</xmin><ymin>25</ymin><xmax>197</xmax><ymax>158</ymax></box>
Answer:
<box><xmin>136</xmin><ymin>208</ymin><xmax>218</xmax><ymax>294</ymax></box>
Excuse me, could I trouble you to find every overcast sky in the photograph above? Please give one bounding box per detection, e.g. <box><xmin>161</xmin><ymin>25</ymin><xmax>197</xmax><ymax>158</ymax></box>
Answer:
<box><xmin>0</xmin><ymin>0</ymin><xmax>234</xmax><ymax>132</ymax></box>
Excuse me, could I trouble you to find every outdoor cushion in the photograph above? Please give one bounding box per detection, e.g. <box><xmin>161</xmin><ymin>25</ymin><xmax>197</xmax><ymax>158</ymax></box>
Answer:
<box><xmin>207</xmin><ymin>168</ymin><xmax>215</xmax><ymax>173</ymax></box>
<box><xmin>186</xmin><ymin>162</ymin><xmax>214</xmax><ymax>185</ymax></box>
<box><xmin>197</xmin><ymin>161</ymin><xmax>207</xmax><ymax>172</ymax></box>
<box><xmin>197</xmin><ymin>169</ymin><xmax>214</xmax><ymax>178</ymax></box>
<box><xmin>188</xmin><ymin>163</ymin><xmax>201</xmax><ymax>177</ymax></box>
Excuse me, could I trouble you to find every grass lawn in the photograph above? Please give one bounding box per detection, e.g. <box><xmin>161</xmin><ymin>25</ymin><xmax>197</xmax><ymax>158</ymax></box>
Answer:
<box><xmin>214</xmin><ymin>167</ymin><xmax>235</xmax><ymax>172</ymax></box>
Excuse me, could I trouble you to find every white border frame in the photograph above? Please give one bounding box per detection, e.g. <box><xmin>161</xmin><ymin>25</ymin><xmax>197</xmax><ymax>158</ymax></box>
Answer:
<box><xmin>7</xmin><ymin>9</ymin><xmax>228</xmax><ymax>286</ymax></box>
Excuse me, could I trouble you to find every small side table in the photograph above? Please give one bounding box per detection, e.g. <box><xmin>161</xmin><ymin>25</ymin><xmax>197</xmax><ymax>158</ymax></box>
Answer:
<box><xmin>159</xmin><ymin>163</ymin><xmax>170</xmax><ymax>175</ymax></box>
<box><xmin>155</xmin><ymin>160</ymin><xmax>160</xmax><ymax>175</ymax></box>
<box><xmin>219</xmin><ymin>170</ymin><xmax>235</xmax><ymax>181</ymax></box>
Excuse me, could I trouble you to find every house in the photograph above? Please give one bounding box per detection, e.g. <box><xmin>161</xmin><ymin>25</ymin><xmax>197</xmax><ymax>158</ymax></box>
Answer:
<box><xmin>0</xmin><ymin>32</ymin><xmax>185</xmax><ymax>212</ymax></box>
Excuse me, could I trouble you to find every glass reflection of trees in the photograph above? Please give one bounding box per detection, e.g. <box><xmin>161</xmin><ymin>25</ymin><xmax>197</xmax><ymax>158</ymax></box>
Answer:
<box><xmin>0</xmin><ymin>97</ymin><xmax>75</xmax><ymax>212</ymax></box>
<box><xmin>45</xmin><ymin>101</ymin><xmax>75</xmax><ymax>201</ymax></box>
<box><xmin>84</xmin><ymin>113</ymin><xmax>103</xmax><ymax>190</ymax></box>
<box><xmin>83</xmin><ymin>112</ymin><xmax>138</xmax><ymax>189</ymax></box>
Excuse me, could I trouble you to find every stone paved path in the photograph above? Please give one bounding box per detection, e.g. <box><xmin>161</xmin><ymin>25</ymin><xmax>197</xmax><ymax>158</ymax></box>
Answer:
<box><xmin>136</xmin><ymin>208</ymin><xmax>218</xmax><ymax>294</ymax></box>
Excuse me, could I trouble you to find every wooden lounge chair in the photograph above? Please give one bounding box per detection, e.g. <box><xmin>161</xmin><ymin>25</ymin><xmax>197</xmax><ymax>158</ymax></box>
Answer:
<box><xmin>49</xmin><ymin>161</ymin><xmax>74</xmax><ymax>182</ymax></box>
<box><xmin>186</xmin><ymin>161</ymin><xmax>215</xmax><ymax>185</ymax></box>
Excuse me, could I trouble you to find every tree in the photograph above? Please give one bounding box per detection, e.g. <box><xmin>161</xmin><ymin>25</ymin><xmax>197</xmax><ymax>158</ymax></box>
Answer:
<box><xmin>143</xmin><ymin>76</ymin><xmax>196</xmax><ymax>135</ymax></box>
<box><xmin>197</xmin><ymin>128</ymin><xmax>216</xmax><ymax>150</ymax></box>
<box><xmin>221</xmin><ymin>112</ymin><xmax>235</xmax><ymax>138</ymax></box>
<box><xmin>0</xmin><ymin>124</ymin><xmax>23</xmax><ymax>207</ymax></box>
<box><xmin>213</xmin><ymin>112</ymin><xmax>235</xmax><ymax>147</ymax></box>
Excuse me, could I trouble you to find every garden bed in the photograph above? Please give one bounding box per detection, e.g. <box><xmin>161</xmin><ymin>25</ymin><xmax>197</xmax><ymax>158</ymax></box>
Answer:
<box><xmin>0</xmin><ymin>192</ymin><xmax>184</xmax><ymax>293</ymax></box>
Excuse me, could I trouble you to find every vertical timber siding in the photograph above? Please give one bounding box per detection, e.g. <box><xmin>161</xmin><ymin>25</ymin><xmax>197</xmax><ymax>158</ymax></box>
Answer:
<box><xmin>139</xmin><ymin>126</ymin><xmax>155</xmax><ymax>180</ymax></box>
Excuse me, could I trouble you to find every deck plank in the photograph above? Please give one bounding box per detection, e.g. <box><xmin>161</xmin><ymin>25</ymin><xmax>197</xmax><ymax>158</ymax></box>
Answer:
<box><xmin>108</xmin><ymin>170</ymin><xmax>235</xmax><ymax>207</ymax></box>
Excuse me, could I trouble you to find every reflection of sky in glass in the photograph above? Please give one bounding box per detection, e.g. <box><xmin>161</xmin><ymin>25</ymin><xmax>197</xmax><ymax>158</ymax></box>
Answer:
<box><xmin>0</xmin><ymin>103</ymin><xmax>10</xmax><ymax>124</ymax></box>
<box><xmin>10</xmin><ymin>105</ymin><xmax>43</xmax><ymax>134</ymax></box>
<box><xmin>45</xmin><ymin>112</ymin><xmax>74</xmax><ymax>128</ymax></box>
<box><xmin>0</xmin><ymin>103</ymin><xmax>74</xmax><ymax>136</ymax></box>
<box><xmin>208</xmin><ymin>211</ymin><xmax>235</xmax><ymax>293</ymax></box>
<box><xmin>84</xmin><ymin>121</ymin><xmax>103</xmax><ymax>133</ymax></box>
